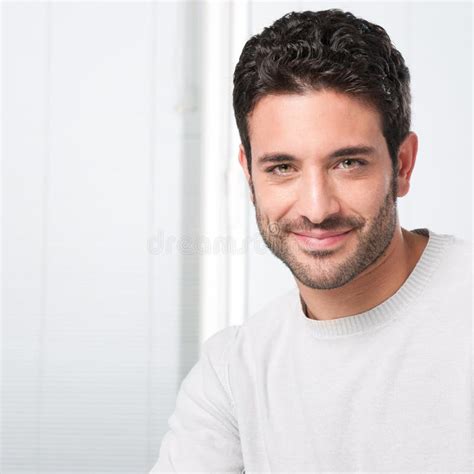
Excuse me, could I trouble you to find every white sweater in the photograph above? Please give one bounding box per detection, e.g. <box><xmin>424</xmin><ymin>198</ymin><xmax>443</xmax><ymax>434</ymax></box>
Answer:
<box><xmin>152</xmin><ymin>228</ymin><xmax>473</xmax><ymax>473</ymax></box>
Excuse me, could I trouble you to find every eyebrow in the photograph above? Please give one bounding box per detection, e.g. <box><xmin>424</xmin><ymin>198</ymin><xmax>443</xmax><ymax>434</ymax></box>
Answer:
<box><xmin>256</xmin><ymin>145</ymin><xmax>377</xmax><ymax>165</ymax></box>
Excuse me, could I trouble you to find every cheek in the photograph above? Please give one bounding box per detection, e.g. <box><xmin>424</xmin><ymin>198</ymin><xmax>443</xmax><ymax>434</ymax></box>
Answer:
<box><xmin>345</xmin><ymin>181</ymin><xmax>391</xmax><ymax>221</ymax></box>
<box><xmin>354</xmin><ymin>184</ymin><xmax>382</xmax><ymax>202</ymax></box>
<box><xmin>254</xmin><ymin>184</ymin><xmax>295</xmax><ymax>220</ymax></box>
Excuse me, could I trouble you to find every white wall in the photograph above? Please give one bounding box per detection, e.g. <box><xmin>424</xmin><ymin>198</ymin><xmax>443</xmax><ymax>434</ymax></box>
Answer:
<box><xmin>2</xmin><ymin>1</ymin><xmax>471</xmax><ymax>472</ymax></box>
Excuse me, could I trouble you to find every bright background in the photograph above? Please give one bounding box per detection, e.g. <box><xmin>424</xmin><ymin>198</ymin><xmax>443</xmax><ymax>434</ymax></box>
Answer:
<box><xmin>2</xmin><ymin>1</ymin><xmax>472</xmax><ymax>472</ymax></box>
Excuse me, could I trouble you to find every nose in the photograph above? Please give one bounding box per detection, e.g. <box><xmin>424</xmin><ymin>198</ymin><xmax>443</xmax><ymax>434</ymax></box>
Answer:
<box><xmin>294</xmin><ymin>169</ymin><xmax>341</xmax><ymax>225</ymax></box>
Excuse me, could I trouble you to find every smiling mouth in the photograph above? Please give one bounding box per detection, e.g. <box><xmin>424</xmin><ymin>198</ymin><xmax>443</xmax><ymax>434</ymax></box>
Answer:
<box><xmin>291</xmin><ymin>229</ymin><xmax>353</xmax><ymax>250</ymax></box>
<box><xmin>292</xmin><ymin>229</ymin><xmax>353</xmax><ymax>239</ymax></box>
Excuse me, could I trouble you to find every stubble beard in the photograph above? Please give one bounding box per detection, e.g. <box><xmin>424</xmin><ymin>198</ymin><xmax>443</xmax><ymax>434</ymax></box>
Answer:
<box><xmin>251</xmin><ymin>174</ymin><xmax>399</xmax><ymax>290</ymax></box>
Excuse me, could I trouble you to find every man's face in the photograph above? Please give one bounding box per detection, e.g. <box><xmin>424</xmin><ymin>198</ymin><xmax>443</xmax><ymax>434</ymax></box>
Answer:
<box><xmin>240</xmin><ymin>89</ymin><xmax>400</xmax><ymax>290</ymax></box>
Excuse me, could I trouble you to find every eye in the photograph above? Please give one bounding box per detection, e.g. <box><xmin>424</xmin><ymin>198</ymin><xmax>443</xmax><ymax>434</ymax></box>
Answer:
<box><xmin>266</xmin><ymin>164</ymin><xmax>294</xmax><ymax>175</ymax></box>
<box><xmin>337</xmin><ymin>159</ymin><xmax>366</xmax><ymax>170</ymax></box>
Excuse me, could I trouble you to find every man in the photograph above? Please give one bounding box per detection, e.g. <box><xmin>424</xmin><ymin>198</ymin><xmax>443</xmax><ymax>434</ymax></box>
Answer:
<box><xmin>152</xmin><ymin>9</ymin><xmax>472</xmax><ymax>472</ymax></box>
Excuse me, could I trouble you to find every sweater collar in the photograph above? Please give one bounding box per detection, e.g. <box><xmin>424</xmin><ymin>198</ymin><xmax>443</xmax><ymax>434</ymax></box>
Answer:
<box><xmin>291</xmin><ymin>228</ymin><xmax>453</xmax><ymax>338</ymax></box>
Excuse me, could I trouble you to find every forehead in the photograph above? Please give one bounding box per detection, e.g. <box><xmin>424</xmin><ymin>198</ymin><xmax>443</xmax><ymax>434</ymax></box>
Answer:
<box><xmin>247</xmin><ymin>90</ymin><xmax>386</xmax><ymax>159</ymax></box>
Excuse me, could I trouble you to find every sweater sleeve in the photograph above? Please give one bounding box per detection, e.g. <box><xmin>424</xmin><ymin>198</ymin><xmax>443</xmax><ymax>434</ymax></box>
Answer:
<box><xmin>150</xmin><ymin>326</ymin><xmax>243</xmax><ymax>473</ymax></box>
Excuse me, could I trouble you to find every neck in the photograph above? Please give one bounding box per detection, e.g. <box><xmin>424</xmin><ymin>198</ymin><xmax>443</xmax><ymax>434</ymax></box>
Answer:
<box><xmin>298</xmin><ymin>226</ymin><xmax>428</xmax><ymax>321</ymax></box>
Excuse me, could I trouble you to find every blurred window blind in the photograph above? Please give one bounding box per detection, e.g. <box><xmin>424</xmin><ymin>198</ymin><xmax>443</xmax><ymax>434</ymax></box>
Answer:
<box><xmin>2</xmin><ymin>2</ymin><xmax>205</xmax><ymax>472</ymax></box>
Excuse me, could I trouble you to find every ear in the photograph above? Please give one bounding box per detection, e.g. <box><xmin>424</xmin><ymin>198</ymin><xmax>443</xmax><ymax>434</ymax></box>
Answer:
<box><xmin>238</xmin><ymin>144</ymin><xmax>255</xmax><ymax>205</ymax></box>
<box><xmin>238</xmin><ymin>144</ymin><xmax>251</xmax><ymax>183</ymax></box>
<box><xmin>395</xmin><ymin>132</ymin><xmax>418</xmax><ymax>198</ymax></box>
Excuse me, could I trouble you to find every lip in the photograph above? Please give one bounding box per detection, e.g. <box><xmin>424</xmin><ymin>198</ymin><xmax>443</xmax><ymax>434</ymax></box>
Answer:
<box><xmin>291</xmin><ymin>229</ymin><xmax>353</xmax><ymax>250</ymax></box>
<box><xmin>292</xmin><ymin>229</ymin><xmax>353</xmax><ymax>239</ymax></box>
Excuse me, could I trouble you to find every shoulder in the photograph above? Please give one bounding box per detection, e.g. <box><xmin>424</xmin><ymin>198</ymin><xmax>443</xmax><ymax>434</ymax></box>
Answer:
<box><xmin>201</xmin><ymin>324</ymin><xmax>241</xmax><ymax>367</ymax></box>
<box><xmin>202</xmin><ymin>287</ymin><xmax>300</xmax><ymax>371</ymax></box>
<box><xmin>423</xmin><ymin>229</ymin><xmax>472</xmax><ymax>289</ymax></box>
<box><xmin>415</xmin><ymin>228</ymin><xmax>471</xmax><ymax>264</ymax></box>
<box><xmin>200</xmin><ymin>288</ymin><xmax>300</xmax><ymax>402</ymax></box>
<box><xmin>432</xmin><ymin>230</ymin><xmax>472</xmax><ymax>269</ymax></box>
<box><xmin>202</xmin><ymin>287</ymin><xmax>299</xmax><ymax>361</ymax></box>
<box><xmin>238</xmin><ymin>287</ymin><xmax>300</xmax><ymax>346</ymax></box>
<box><xmin>445</xmin><ymin>234</ymin><xmax>472</xmax><ymax>282</ymax></box>
<box><xmin>449</xmin><ymin>234</ymin><xmax>472</xmax><ymax>258</ymax></box>
<box><xmin>204</xmin><ymin>287</ymin><xmax>299</xmax><ymax>348</ymax></box>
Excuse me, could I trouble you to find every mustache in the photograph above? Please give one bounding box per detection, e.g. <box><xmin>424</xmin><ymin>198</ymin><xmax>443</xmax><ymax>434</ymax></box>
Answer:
<box><xmin>267</xmin><ymin>219</ymin><xmax>362</xmax><ymax>236</ymax></box>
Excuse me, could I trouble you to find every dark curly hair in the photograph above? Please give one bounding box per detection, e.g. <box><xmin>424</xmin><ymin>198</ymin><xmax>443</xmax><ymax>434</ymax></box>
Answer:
<box><xmin>233</xmin><ymin>9</ymin><xmax>411</xmax><ymax>175</ymax></box>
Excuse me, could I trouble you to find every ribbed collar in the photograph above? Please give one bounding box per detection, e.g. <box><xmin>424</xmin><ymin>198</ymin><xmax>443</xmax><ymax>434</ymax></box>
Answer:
<box><xmin>291</xmin><ymin>228</ymin><xmax>454</xmax><ymax>338</ymax></box>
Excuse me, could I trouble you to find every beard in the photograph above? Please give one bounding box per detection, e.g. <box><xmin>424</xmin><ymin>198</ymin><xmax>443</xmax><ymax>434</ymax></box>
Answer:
<box><xmin>251</xmin><ymin>174</ymin><xmax>399</xmax><ymax>290</ymax></box>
